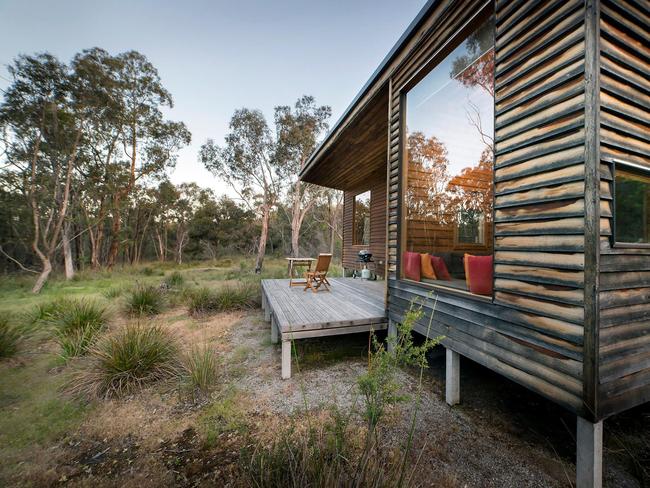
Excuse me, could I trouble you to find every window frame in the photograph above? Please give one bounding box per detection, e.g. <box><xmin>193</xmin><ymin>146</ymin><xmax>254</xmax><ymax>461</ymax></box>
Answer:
<box><xmin>611</xmin><ymin>159</ymin><xmax>650</xmax><ymax>249</ymax></box>
<box><xmin>396</xmin><ymin>6</ymin><xmax>496</xmax><ymax>302</ymax></box>
<box><xmin>352</xmin><ymin>190</ymin><xmax>372</xmax><ymax>247</ymax></box>
<box><xmin>454</xmin><ymin>208</ymin><xmax>488</xmax><ymax>248</ymax></box>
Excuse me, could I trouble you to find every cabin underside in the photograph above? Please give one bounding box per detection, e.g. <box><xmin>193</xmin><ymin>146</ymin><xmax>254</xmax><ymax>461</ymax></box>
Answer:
<box><xmin>300</xmin><ymin>0</ymin><xmax>650</xmax><ymax>424</ymax></box>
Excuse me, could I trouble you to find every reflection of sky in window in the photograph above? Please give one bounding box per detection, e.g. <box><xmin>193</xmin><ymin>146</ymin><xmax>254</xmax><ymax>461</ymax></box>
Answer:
<box><xmin>406</xmin><ymin>41</ymin><xmax>493</xmax><ymax>177</ymax></box>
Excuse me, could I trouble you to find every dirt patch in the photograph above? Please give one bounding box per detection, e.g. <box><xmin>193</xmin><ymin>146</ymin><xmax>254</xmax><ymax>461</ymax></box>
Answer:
<box><xmin>158</xmin><ymin>427</ymin><xmax>242</xmax><ymax>486</ymax></box>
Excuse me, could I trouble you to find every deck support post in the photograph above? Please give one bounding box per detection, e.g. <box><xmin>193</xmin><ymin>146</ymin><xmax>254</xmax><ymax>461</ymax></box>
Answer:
<box><xmin>387</xmin><ymin>319</ymin><xmax>397</xmax><ymax>353</ymax></box>
<box><xmin>445</xmin><ymin>348</ymin><xmax>460</xmax><ymax>406</ymax></box>
<box><xmin>271</xmin><ymin>316</ymin><xmax>279</xmax><ymax>344</ymax></box>
<box><xmin>281</xmin><ymin>339</ymin><xmax>291</xmax><ymax>379</ymax></box>
<box><xmin>576</xmin><ymin>416</ymin><xmax>603</xmax><ymax>488</ymax></box>
<box><xmin>262</xmin><ymin>292</ymin><xmax>271</xmax><ymax>322</ymax></box>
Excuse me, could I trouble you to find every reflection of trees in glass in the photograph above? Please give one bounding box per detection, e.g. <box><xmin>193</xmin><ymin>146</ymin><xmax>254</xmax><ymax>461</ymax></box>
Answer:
<box><xmin>354</xmin><ymin>191</ymin><xmax>371</xmax><ymax>246</ymax></box>
<box><xmin>450</xmin><ymin>18</ymin><xmax>495</xmax><ymax>97</ymax></box>
<box><xmin>406</xmin><ymin>135</ymin><xmax>492</xmax><ymax>230</ymax></box>
<box><xmin>616</xmin><ymin>171</ymin><xmax>650</xmax><ymax>243</ymax></box>
<box><xmin>448</xmin><ymin>147</ymin><xmax>494</xmax><ymax>243</ymax></box>
<box><xmin>404</xmin><ymin>17</ymin><xmax>495</xmax><ymax>253</ymax></box>
<box><xmin>406</xmin><ymin>131</ymin><xmax>451</xmax><ymax>225</ymax></box>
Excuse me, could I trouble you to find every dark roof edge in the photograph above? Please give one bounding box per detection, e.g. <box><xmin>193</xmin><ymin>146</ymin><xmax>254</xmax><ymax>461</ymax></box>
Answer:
<box><xmin>299</xmin><ymin>0</ymin><xmax>439</xmax><ymax>179</ymax></box>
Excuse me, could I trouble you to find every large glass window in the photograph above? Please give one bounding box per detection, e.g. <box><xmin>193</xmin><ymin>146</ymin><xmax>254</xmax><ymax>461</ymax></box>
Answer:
<box><xmin>615</xmin><ymin>165</ymin><xmax>650</xmax><ymax>245</ymax></box>
<box><xmin>353</xmin><ymin>191</ymin><xmax>371</xmax><ymax>246</ymax></box>
<box><xmin>401</xmin><ymin>17</ymin><xmax>495</xmax><ymax>294</ymax></box>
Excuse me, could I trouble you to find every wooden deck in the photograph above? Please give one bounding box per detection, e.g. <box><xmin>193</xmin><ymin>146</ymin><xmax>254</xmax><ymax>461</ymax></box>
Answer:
<box><xmin>261</xmin><ymin>277</ymin><xmax>387</xmax><ymax>378</ymax></box>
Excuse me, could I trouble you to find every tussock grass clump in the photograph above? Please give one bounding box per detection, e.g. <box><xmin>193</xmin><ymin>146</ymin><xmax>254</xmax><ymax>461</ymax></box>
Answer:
<box><xmin>68</xmin><ymin>323</ymin><xmax>180</xmax><ymax>399</ymax></box>
<box><xmin>27</xmin><ymin>298</ymin><xmax>73</xmax><ymax>325</ymax></box>
<box><xmin>51</xmin><ymin>300</ymin><xmax>110</xmax><ymax>360</ymax></box>
<box><xmin>124</xmin><ymin>285</ymin><xmax>166</xmax><ymax>316</ymax></box>
<box><xmin>0</xmin><ymin>316</ymin><xmax>24</xmax><ymax>359</ymax></box>
<box><xmin>103</xmin><ymin>285</ymin><xmax>124</xmax><ymax>299</ymax></box>
<box><xmin>187</xmin><ymin>282</ymin><xmax>259</xmax><ymax>316</ymax></box>
<box><xmin>164</xmin><ymin>271</ymin><xmax>185</xmax><ymax>288</ymax></box>
<box><xmin>183</xmin><ymin>344</ymin><xmax>219</xmax><ymax>394</ymax></box>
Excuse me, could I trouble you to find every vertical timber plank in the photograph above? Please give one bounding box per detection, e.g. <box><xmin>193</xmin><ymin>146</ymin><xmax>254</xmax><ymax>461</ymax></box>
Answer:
<box><xmin>583</xmin><ymin>0</ymin><xmax>601</xmax><ymax>421</ymax></box>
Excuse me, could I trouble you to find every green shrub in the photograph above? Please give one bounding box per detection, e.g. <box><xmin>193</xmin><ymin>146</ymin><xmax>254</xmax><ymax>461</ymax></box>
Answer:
<box><xmin>187</xmin><ymin>282</ymin><xmax>259</xmax><ymax>316</ymax></box>
<box><xmin>103</xmin><ymin>286</ymin><xmax>124</xmax><ymax>299</ymax></box>
<box><xmin>67</xmin><ymin>323</ymin><xmax>180</xmax><ymax>399</ymax></box>
<box><xmin>242</xmin><ymin>405</ymin><xmax>397</xmax><ymax>487</ymax></box>
<box><xmin>124</xmin><ymin>285</ymin><xmax>166</xmax><ymax>316</ymax></box>
<box><xmin>141</xmin><ymin>266</ymin><xmax>154</xmax><ymax>276</ymax></box>
<box><xmin>50</xmin><ymin>300</ymin><xmax>110</xmax><ymax>360</ymax></box>
<box><xmin>27</xmin><ymin>298</ymin><xmax>73</xmax><ymax>325</ymax></box>
<box><xmin>183</xmin><ymin>344</ymin><xmax>219</xmax><ymax>394</ymax></box>
<box><xmin>164</xmin><ymin>271</ymin><xmax>184</xmax><ymax>288</ymax></box>
<box><xmin>0</xmin><ymin>316</ymin><xmax>24</xmax><ymax>359</ymax></box>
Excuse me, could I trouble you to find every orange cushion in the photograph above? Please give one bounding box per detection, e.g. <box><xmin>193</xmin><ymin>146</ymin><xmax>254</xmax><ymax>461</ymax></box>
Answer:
<box><xmin>420</xmin><ymin>254</ymin><xmax>437</xmax><ymax>279</ymax></box>
<box><xmin>402</xmin><ymin>251</ymin><xmax>421</xmax><ymax>281</ymax></box>
<box><xmin>464</xmin><ymin>254</ymin><xmax>493</xmax><ymax>296</ymax></box>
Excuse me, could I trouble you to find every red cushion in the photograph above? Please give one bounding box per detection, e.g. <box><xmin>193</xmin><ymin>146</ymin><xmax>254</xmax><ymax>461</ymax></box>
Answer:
<box><xmin>402</xmin><ymin>251</ymin><xmax>421</xmax><ymax>281</ymax></box>
<box><xmin>464</xmin><ymin>254</ymin><xmax>493</xmax><ymax>296</ymax></box>
<box><xmin>429</xmin><ymin>255</ymin><xmax>452</xmax><ymax>281</ymax></box>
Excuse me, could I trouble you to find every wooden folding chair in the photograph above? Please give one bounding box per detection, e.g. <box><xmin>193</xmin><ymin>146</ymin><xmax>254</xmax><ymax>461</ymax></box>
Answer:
<box><xmin>304</xmin><ymin>253</ymin><xmax>332</xmax><ymax>293</ymax></box>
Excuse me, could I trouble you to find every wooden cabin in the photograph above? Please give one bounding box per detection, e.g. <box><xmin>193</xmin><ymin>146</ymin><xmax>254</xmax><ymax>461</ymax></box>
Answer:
<box><xmin>300</xmin><ymin>0</ymin><xmax>649</xmax><ymax>486</ymax></box>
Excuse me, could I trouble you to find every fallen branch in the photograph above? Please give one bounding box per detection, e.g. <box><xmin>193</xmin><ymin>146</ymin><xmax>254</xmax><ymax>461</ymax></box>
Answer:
<box><xmin>0</xmin><ymin>245</ymin><xmax>38</xmax><ymax>273</ymax></box>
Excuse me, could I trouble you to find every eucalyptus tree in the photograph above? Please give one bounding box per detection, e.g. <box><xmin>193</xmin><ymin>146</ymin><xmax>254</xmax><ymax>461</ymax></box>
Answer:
<box><xmin>200</xmin><ymin>109</ymin><xmax>279</xmax><ymax>273</ymax></box>
<box><xmin>104</xmin><ymin>51</ymin><xmax>191</xmax><ymax>268</ymax></box>
<box><xmin>0</xmin><ymin>53</ymin><xmax>95</xmax><ymax>292</ymax></box>
<box><xmin>72</xmin><ymin>48</ymin><xmax>124</xmax><ymax>269</ymax></box>
<box><xmin>274</xmin><ymin>96</ymin><xmax>330</xmax><ymax>257</ymax></box>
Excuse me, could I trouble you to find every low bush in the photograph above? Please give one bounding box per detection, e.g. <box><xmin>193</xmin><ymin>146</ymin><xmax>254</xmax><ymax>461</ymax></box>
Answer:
<box><xmin>27</xmin><ymin>298</ymin><xmax>73</xmax><ymax>325</ymax></box>
<box><xmin>164</xmin><ymin>271</ymin><xmax>185</xmax><ymax>288</ymax></box>
<box><xmin>183</xmin><ymin>344</ymin><xmax>219</xmax><ymax>394</ymax></box>
<box><xmin>50</xmin><ymin>300</ymin><xmax>110</xmax><ymax>360</ymax></box>
<box><xmin>67</xmin><ymin>323</ymin><xmax>180</xmax><ymax>399</ymax></box>
<box><xmin>187</xmin><ymin>282</ymin><xmax>259</xmax><ymax>316</ymax></box>
<box><xmin>140</xmin><ymin>266</ymin><xmax>154</xmax><ymax>276</ymax></box>
<box><xmin>243</xmin><ymin>406</ymin><xmax>399</xmax><ymax>487</ymax></box>
<box><xmin>124</xmin><ymin>285</ymin><xmax>166</xmax><ymax>316</ymax></box>
<box><xmin>103</xmin><ymin>286</ymin><xmax>124</xmax><ymax>299</ymax></box>
<box><xmin>0</xmin><ymin>316</ymin><xmax>24</xmax><ymax>359</ymax></box>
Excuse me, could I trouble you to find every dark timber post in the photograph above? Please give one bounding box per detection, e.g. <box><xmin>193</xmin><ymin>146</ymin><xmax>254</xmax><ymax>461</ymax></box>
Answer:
<box><xmin>580</xmin><ymin>0</ymin><xmax>602</xmax><ymax>486</ymax></box>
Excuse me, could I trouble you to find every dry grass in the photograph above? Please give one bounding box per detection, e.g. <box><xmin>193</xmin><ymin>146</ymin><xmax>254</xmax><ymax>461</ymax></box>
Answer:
<box><xmin>66</xmin><ymin>323</ymin><xmax>181</xmax><ymax>400</ymax></box>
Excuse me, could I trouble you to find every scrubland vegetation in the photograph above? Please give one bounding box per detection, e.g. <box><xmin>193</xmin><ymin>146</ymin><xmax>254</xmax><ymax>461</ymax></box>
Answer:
<box><xmin>1</xmin><ymin>259</ymin><xmax>649</xmax><ymax>487</ymax></box>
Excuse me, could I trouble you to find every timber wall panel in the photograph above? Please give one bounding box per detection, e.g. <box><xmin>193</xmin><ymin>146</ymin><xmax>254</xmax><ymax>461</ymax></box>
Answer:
<box><xmin>597</xmin><ymin>0</ymin><xmax>650</xmax><ymax>417</ymax></box>
<box><xmin>342</xmin><ymin>173</ymin><xmax>387</xmax><ymax>277</ymax></box>
<box><xmin>385</xmin><ymin>0</ymin><xmax>591</xmax><ymax>416</ymax></box>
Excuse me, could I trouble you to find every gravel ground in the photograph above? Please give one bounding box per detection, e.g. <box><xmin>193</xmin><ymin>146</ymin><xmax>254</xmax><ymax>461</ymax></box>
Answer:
<box><xmin>230</xmin><ymin>312</ymin><xmax>649</xmax><ymax>488</ymax></box>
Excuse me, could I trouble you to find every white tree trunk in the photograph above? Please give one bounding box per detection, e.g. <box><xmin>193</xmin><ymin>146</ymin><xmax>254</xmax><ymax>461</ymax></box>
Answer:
<box><xmin>255</xmin><ymin>204</ymin><xmax>270</xmax><ymax>273</ymax></box>
<box><xmin>62</xmin><ymin>223</ymin><xmax>75</xmax><ymax>280</ymax></box>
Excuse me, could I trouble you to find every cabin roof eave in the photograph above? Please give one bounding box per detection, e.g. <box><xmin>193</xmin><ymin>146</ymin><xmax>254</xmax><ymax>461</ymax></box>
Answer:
<box><xmin>299</xmin><ymin>0</ymin><xmax>440</xmax><ymax>188</ymax></box>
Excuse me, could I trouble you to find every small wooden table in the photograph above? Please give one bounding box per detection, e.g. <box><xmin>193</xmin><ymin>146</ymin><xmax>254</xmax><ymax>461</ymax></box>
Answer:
<box><xmin>285</xmin><ymin>257</ymin><xmax>315</xmax><ymax>287</ymax></box>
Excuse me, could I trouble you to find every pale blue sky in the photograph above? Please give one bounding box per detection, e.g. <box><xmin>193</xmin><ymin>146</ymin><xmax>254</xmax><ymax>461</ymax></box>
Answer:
<box><xmin>0</xmin><ymin>0</ymin><xmax>426</xmax><ymax>194</ymax></box>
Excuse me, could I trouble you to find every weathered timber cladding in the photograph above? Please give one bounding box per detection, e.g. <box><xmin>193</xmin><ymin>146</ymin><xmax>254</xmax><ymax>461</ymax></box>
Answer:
<box><xmin>342</xmin><ymin>173</ymin><xmax>387</xmax><ymax>277</ymax></box>
<box><xmin>597</xmin><ymin>0</ymin><xmax>650</xmax><ymax>418</ymax></box>
<box><xmin>387</xmin><ymin>0</ymin><xmax>592</xmax><ymax>416</ymax></box>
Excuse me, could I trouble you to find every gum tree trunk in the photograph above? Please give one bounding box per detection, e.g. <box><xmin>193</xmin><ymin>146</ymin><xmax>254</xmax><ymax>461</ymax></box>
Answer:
<box><xmin>62</xmin><ymin>223</ymin><xmax>75</xmax><ymax>280</ymax></box>
<box><xmin>255</xmin><ymin>204</ymin><xmax>270</xmax><ymax>274</ymax></box>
